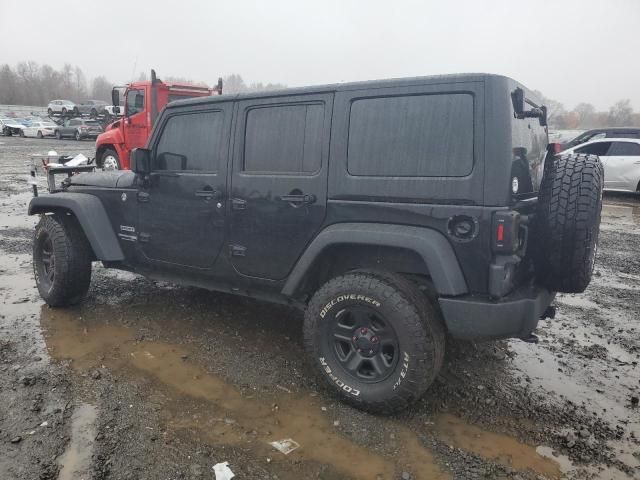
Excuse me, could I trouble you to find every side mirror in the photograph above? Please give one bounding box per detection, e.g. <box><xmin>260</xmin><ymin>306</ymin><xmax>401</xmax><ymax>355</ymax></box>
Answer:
<box><xmin>130</xmin><ymin>148</ymin><xmax>151</xmax><ymax>175</ymax></box>
<box><xmin>112</xmin><ymin>89</ymin><xmax>120</xmax><ymax>115</ymax></box>
<box><xmin>511</xmin><ymin>87</ymin><xmax>525</xmax><ymax>117</ymax></box>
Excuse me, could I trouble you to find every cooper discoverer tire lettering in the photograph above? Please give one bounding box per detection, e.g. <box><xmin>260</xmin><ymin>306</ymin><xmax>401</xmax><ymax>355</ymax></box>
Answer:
<box><xmin>534</xmin><ymin>153</ymin><xmax>604</xmax><ymax>293</ymax></box>
<box><xmin>304</xmin><ymin>271</ymin><xmax>445</xmax><ymax>414</ymax></box>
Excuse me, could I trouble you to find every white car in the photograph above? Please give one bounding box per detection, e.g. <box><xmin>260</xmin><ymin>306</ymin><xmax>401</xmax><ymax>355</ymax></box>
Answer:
<box><xmin>0</xmin><ymin>118</ymin><xmax>27</xmax><ymax>136</ymax></box>
<box><xmin>561</xmin><ymin>138</ymin><xmax>640</xmax><ymax>193</ymax></box>
<box><xmin>21</xmin><ymin>121</ymin><xmax>58</xmax><ymax>138</ymax></box>
<box><xmin>47</xmin><ymin>100</ymin><xmax>79</xmax><ymax>116</ymax></box>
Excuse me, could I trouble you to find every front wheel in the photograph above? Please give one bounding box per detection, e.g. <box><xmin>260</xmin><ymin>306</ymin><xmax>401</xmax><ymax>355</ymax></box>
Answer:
<box><xmin>75</xmin><ymin>130</ymin><xmax>81</xmax><ymax>141</ymax></box>
<box><xmin>19</xmin><ymin>129</ymin><xmax>24</xmax><ymax>137</ymax></box>
<box><xmin>101</xmin><ymin>149</ymin><xmax>120</xmax><ymax>170</ymax></box>
<box><xmin>55</xmin><ymin>130</ymin><xmax>62</xmax><ymax>140</ymax></box>
<box><xmin>304</xmin><ymin>271</ymin><xmax>445</xmax><ymax>414</ymax></box>
<box><xmin>33</xmin><ymin>214</ymin><xmax>92</xmax><ymax>307</ymax></box>
<box><xmin>61</xmin><ymin>107</ymin><xmax>67</xmax><ymax>116</ymax></box>
<box><xmin>47</xmin><ymin>108</ymin><xmax>53</xmax><ymax>116</ymax></box>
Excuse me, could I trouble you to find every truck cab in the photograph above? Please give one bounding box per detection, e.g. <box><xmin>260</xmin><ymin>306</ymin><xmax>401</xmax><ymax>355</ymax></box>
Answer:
<box><xmin>95</xmin><ymin>70</ymin><xmax>221</xmax><ymax>170</ymax></box>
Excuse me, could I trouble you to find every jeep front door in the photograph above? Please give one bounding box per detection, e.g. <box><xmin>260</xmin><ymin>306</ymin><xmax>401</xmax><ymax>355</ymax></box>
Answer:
<box><xmin>229</xmin><ymin>95</ymin><xmax>332</xmax><ymax>280</ymax></box>
<box><xmin>137</xmin><ymin>107</ymin><xmax>231</xmax><ymax>269</ymax></box>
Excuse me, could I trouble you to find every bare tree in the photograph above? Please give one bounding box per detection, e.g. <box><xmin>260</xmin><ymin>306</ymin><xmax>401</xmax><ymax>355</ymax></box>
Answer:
<box><xmin>91</xmin><ymin>76</ymin><xmax>113</xmax><ymax>102</ymax></box>
<box><xmin>608</xmin><ymin>99</ymin><xmax>633</xmax><ymax>127</ymax></box>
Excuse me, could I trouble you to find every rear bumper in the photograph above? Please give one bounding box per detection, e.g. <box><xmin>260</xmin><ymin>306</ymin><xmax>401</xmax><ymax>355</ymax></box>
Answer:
<box><xmin>439</xmin><ymin>285</ymin><xmax>555</xmax><ymax>340</ymax></box>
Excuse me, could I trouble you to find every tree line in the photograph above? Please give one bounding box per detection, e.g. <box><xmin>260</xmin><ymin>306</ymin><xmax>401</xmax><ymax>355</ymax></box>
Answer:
<box><xmin>0</xmin><ymin>62</ymin><xmax>285</xmax><ymax>107</ymax></box>
<box><xmin>1</xmin><ymin>62</ymin><xmax>637</xmax><ymax>129</ymax></box>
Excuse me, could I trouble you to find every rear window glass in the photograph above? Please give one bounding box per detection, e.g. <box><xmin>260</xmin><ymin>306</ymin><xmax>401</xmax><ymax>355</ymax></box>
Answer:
<box><xmin>608</xmin><ymin>142</ymin><xmax>640</xmax><ymax>156</ymax></box>
<box><xmin>243</xmin><ymin>103</ymin><xmax>324</xmax><ymax>174</ymax></box>
<box><xmin>575</xmin><ymin>142</ymin><xmax>612</xmax><ymax>156</ymax></box>
<box><xmin>347</xmin><ymin>93</ymin><xmax>474</xmax><ymax>177</ymax></box>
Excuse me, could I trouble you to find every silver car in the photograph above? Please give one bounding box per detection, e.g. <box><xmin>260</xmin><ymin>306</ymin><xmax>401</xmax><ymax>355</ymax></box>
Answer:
<box><xmin>47</xmin><ymin>100</ymin><xmax>79</xmax><ymax>117</ymax></box>
<box><xmin>561</xmin><ymin>138</ymin><xmax>640</xmax><ymax>193</ymax></box>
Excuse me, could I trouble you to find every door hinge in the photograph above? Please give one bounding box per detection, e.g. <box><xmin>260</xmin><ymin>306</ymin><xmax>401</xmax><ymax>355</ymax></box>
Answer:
<box><xmin>229</xmin><ymin>244</ymin><xmax>246</xmax><ymax>257</ymax></box>
<box><xmin>139</xmin><ymin>232</ymin><xmax>150</xmax><ymax>243</ymax></box>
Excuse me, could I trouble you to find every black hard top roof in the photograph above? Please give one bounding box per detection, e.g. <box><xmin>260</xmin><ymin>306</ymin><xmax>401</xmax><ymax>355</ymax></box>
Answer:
<box><xmin>166</xmin><ymin>73</ymin><xmax>517</xmax><ymax>109</ymax></box>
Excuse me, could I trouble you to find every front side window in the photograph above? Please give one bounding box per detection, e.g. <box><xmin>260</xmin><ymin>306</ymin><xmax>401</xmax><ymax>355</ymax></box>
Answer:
<box><xmin>154</xmin><ymin>111</ymin><xmax>224</xmax><ymax>172</ymax></box>
<box><xmin>575</xmin><ymin>142</ymin><xmax>612</xmax><ymax>156</ymax></box>
<box><xmin>347</xmin><ymin>93</ymin><xmax>474</xmax><ymax>177</ymax></box>
<box><xmin>126</xmin><ymin>89</ymin><xmax>145</xmax><ymax>116</ymax></box>
<box><xmin>243</xmin><ymin>103</ymin><xmax>324</xmax><ymax>174</ymax></box>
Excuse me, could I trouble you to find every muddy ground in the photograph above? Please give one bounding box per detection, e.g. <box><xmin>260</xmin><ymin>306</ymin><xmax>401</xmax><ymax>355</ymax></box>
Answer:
<box><xmin>0</xmin><ymin>135</ymin><xmax>638</xmax><ymax>480</ymax></box>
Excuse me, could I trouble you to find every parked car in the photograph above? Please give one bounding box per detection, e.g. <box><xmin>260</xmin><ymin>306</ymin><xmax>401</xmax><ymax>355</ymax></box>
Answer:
<box><xmin>561</xmin><ymin>138</ymin><xmax>640</xmax><ymax>192</ymax></box>
<box><xmin>29</xmin><ymin>74</ymin><xmax>604</xmax><ymax>414</ymax></box>
<box><xmin>55</xmin><ymin>118</ymin><xmax>103</xmax><ymax>140</ymax></box>
<box><xmin>561</xmin><ymin>127</ymin><xmax>640</xmax><ymax>150</ymax></box>
<box><xmin>22</xmin><ymin>120</ymin><xmax>58</xmax><ymax>138</ymax></box>
<box><xmin>1</xmin><ymin>118</ymin><xmax>27</xmax><ymax>136</ymax></box>
<box><xmin>47</xmin><ymin>100</ymin><xmax>79</xmax><ymax>117</ymax></box>
<box><xmin>77</xmin><ymin>100</ymin><xmax>108</xmax><ymax>118</ymax></box>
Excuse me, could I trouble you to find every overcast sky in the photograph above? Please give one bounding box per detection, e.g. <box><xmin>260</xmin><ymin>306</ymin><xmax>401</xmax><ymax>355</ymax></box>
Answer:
<box><xmin>1</xmin><ymin>0</ymin><xmax>638</xmax><ymax>110</ymax></box>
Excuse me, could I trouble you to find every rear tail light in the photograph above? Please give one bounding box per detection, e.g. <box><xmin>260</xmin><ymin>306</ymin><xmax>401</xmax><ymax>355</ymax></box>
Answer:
<box><xmin>493</xmin><ymin>211</ymin><xmax>521</xmax><ymax>253</ymax></box>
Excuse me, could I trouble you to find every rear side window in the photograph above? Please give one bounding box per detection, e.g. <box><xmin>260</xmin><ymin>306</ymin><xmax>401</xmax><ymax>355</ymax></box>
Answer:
<box><xmin>608</xmin><ymin>142</ymin><xmax>640</xmax><ymax>156</ymax></box>
<box><xmin>243</xmin><ymin>103</ymin><xmax>324</xmax><ymax>174</ymax></box>
<box><xmin>347</xmin><ymin>93</ymin><xmax>473</xmax><ymax>177</ymax></box>
<box><xmin>155</xmin><ymin>111</ymin><xmax>223</xmax><ymax>172</ymax></box>
<box><xmin>606</xmin><ymin>132</ymin><xmax>640</xmax><ymax>139</ymax></box>
<box><xmin>575</xmin><ymin>142</ymin><xmax>612</xmax><ymax>156</ymax></box>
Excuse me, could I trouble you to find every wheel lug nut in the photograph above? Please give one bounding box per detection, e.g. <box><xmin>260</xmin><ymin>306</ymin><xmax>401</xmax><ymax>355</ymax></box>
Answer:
<box><xmin>360</xmin><ymin>328</ymin><xmax>367</xmax><ymax>334</ymax></box>
<box><xmin>369</xmin><ymin>349</ymin><xmax>373</xmax><ymax>355</ymax></box>
<box><xmin>352</xmin><ymin>336</ymin><xmax>357</xmax><ymax>341</ymax></box>
<box><xmin>357</xmin><ymin>348</ymin><xmax>361</xmax><ymax>353</ymax></box>
<box><xmin>371</xmin><ymin>336</ymin><xmax>379</xmax><ymax>343</ymax></box>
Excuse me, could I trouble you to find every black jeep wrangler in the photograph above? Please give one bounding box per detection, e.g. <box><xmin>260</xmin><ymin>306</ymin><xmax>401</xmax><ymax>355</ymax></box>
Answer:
<box><xmin>29</xmin><ymin>74</ymin><xmax>603</xmax><ymax>414</ymax></box>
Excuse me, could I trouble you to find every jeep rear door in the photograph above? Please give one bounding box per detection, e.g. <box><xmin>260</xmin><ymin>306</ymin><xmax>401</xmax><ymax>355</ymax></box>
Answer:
<box><xmin>228</xmin><ymin>94</ymin><xmax>333</xmax><ymax>280</ymax></box>
<box><xmin>137</xmin><ymin>105</ymin><xmax>232</xmax><ymax>268</ymax></box>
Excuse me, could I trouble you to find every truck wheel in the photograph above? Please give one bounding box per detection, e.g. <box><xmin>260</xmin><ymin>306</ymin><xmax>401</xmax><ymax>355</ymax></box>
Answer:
<box><xmin>534</xmin><ymin>153</ymin><xmax>604</xmax><ymax>293</ymax></box>
<box><xmin>33</xmin><ymin>214</ymin><xmax>92</xmax><ymax>307</ymax></box>
<box><xmin>304</xmin><ymin>270</ymin><xmax>445</xmax><ymax>414</ymax></box>
<box><xmin>101</xmin><ymin>149</ymin><xmax>120</xmax><ymax>170</ymax></box>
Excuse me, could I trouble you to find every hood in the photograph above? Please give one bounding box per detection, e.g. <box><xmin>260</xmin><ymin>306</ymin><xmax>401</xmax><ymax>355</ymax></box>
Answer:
<box><xmin>65</xmin><ymin>170</ymin><xmax>135</xmax><ymax>189</ymax></box>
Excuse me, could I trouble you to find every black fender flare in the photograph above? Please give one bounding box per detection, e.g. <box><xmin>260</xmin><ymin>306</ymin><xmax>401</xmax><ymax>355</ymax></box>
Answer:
<box><xmin>282</xmin><ymin>223</ymin><xmax>468</xmax><ymax>297</ymax></box>
<box><xmin>28</xmin><ymin>193</ymin><xmax>124</xmax><ymax>261</ymax></box>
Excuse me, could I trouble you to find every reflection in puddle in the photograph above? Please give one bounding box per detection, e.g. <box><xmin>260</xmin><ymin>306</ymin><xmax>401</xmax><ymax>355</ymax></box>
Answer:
<box><xmin>58</xmin><ymin>403</ymin><xmax>98</xmax><ymax>480</ymax></box>
<box><xmin>40</xmin><ymin>307</ymin><xmax>567</xmax><ymax>480</ymax></box>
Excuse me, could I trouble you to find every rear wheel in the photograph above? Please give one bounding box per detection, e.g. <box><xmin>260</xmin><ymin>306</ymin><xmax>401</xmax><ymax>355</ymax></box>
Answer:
<box><xmin>101</xmin><ymin>149</ymin><xmax>120</xmax><ymax>170</ymax></box>
<box><xmin>90</xmin><ymin>108</ymin><xmax>97</xmax><ymax>119</ymax></box>
<box><xmin>61</xmin><ymin>107</ymin><xmax>67</xmax><ymax>116</ymax></box>
<box><xmin>37</xmin><ymin>131</ymin><xmax>43</xmax><ymax>139</ymax></box>
<box><xmin>75</xmin><ymin>130</ymin><xmax>81</xmax><ymax>141</ymax></box>
<box><xmin>33</xmin><ymin>214</ymin><xmax>92</xmax><ymax>307</ymax></box>
<box><xmin>304</xmin><ymin>270</ymin><xmax>445</xmax><ymax>414</ymax></box>
<box><xmin>47</xmin><ymin>108</ymin><xmax>53</xmax><ymax>116</ymax></box>
<box><xmin>534</xmin><ymin>153</ymin><xmax>604</xmax><ymax>293</ymax></box>
<box><xmin>55</xmin><ymin>130</ymin><xmax>62</xmax><ymax>140</ymax></box>
<box><xmin>18</xmin><ymin>129</ymin><xmax>24</xmax><ymax>137</ymax></box>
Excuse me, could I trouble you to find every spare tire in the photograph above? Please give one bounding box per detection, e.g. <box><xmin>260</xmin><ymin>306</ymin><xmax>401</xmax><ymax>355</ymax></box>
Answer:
<box><xmin>534</xmin><ymin>153</ymin><xmax>604</xmax><ymax>293</ymax></box>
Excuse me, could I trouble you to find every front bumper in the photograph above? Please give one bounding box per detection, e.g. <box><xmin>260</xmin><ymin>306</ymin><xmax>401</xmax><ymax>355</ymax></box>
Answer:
<box><xmin>439</xmin><ymin>285</ymin><xmax>555</xmax><ymax>340</ymax></box>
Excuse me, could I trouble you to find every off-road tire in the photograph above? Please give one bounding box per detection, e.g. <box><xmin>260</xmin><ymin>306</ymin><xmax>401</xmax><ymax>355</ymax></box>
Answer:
<box><xmin>33</xmin><ymin>214</ymin><xmax>92</xmax><ymax>307</ymax></box>
<box><xmin>534</xmin><ymin>153</ymin><xmax>604</xmax><ymax>293</ymax></box>
<box><xmin>304</xmin><ymin>270</ymin><xmax>445</xmax><ymax>414</ymax></box>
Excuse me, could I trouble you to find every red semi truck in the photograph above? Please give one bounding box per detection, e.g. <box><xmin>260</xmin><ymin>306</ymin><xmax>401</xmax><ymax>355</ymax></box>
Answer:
<box><xmin>95</xmin><ymin>70</ymin><xmax>221</xmax><ymax>170</ymax></box>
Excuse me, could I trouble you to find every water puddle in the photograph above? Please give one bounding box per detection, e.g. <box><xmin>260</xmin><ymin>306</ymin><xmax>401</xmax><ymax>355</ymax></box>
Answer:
<box><xmin>39</xmin><ymin>307</ymin><xmax>570</xmax><ymax>480</ymax></box>
<box><xmin>57</xmin><ymin>403</ymin><xmax>98</xmax><ymax>480</ymax></box>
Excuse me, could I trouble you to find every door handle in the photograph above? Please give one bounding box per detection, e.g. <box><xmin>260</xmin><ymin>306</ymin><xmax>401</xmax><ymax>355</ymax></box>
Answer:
<box><xmin>137</xmin><ymin>191</ymin><xmax>150</xmax><ymax>203</ymax></box>
<box><xmin>279</xmin><ymin>193</ymin><xmax>316</xmax><ymax>206</ymax></box>
<box><xmin>195</xmin><ymin>187</ymin><xmax>218</xmax><ymax>200</ymax></box>
<box><xmin>231</xmin><ymin>198</ymin><xmax>247</xmax><ymax>210</ymax></box>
